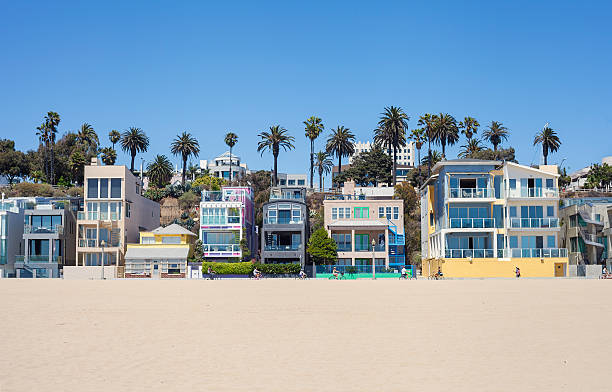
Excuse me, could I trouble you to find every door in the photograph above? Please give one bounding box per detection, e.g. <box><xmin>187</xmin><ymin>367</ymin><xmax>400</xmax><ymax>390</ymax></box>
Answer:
<box><xmin>152</xmin><ymin>262</ymin><xmax>160</xmax><ymax>279</ymax></box>
<box><xmin>554</xmin><ymin>263</ymin><xmax>565</xmax><ymax>277</ymax></box>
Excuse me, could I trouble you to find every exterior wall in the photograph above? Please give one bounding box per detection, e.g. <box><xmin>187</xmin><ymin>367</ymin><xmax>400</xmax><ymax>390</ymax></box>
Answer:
<box><xmin>277</xmin><ymin>173</ymin><xmax>308</xmax><ymax>187</ymax></box>
<box><xmin>63</xmin><ymin>265</ymin><xmax>117</xmax><ymax>280</ymax></box>
<box><xmin>349</xmin><ymin>140</ymin><xmax>416</xmax><ymax>167</ymax></box>
<box><xmin>0</xmin><ymin>205</ymin><xmax>24</xmax><ymax>278</ymax></box>
<box><xmin>423</xmin><ymin>258</ymin><xmax>566</xmax><ymax>278</ymax></box>
<box><xmin>200</xmin><ymin>152</ymin><xmax>249</xmax><ymax>180</ymax></box>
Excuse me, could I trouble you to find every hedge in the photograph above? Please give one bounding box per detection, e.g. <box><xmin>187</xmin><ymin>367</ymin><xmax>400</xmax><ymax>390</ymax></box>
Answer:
<box><xmin>201</xmin><ymin>261</ymin><xmax>301</xmax><ymax>275</ymax></box>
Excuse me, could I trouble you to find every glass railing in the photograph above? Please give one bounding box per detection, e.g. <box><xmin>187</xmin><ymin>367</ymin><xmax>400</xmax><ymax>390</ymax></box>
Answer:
<box><xmin>336</xmin><ymin>245</ymin><xmax>352</xmax><ymax>252</ymax></box>
<box><xmin>264</xmin><ymin>218</ymin><xmax>303</xmax><ymax>225</ymax></box>
<box><xmin>203</xmin><ymin>244</ymin><xmax>240</xmax><ymax>252</ymax></box>
<box><xmin>78</xmin><ymin>239</ymin><xmax>120</xmax><ymax>247</ymax></box>
<box><xmin>316</xmin><ymin>264</ymin><xmax>390</xmax><ymax>274</ymax></box>
<box><xmin>264</xmin><ymin>244</ymin><xmax>301</xmax><ymax>251</ymax></box>
<box><xmin>445</xmin><ymin>249</ymin><xmax>495</xmax><ymax>258</ymax></box>
<box><xmin>324</xmin><ymin>194</ymin><xmax>367</xmax><ymax>201</ymax></box>
<box><xmin>448</xmin><ymin>188</ymin><xmax>494</xmax><ymax>199</ymax></box>
<box><xmin>505</xmin><ymin>188</ymin><xmax>559</xmax><ymax>198</ymax></box>
<box><xmin>269</xmin><ymin>193</ymin><xmax>305</xmax><ymax>201</ymax></box>
<box><xmin>503</xmin><ymin>248</ymin><xmax>568</xmax><ymax>258</ymax></box>
<box><xmin>201</xmin><ymin>192</ymin><xmax>223</xmax><ymax>202</ymax></box>
<box><xmin>355</xmin><ymin>244</ymin><xmax>386</xmax><ymax>252</ymax></box>
<box><xmin>24</xmin><ymin>224</ymin><xmax>64</xmax><ymax>234</ymax></box>
<box><xmin>508</xmin><ymin>218</ymin><xmax>559</xmax><ymax>229</ymax></box>
<box><xmin>449</xmin><ymin>218</ymin><xmax>495</xmax><ymax>229</ymax></box>
<box><xmin>15</xmin><ymin>255</ymin><xmax>63</xmax><ymax>263</ymax></box>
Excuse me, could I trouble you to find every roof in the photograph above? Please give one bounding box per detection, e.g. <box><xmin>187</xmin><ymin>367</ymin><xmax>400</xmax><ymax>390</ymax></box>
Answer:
<box><xmin>431</xmin><ymin>159</ymin><xmax>501</xmax><ymax>173</ymax></box>
<box><xmin>125</xmin><ymin>246</ymin><xmax>190</xmax><ymax>260</ymax></box>
<box><xmin>150</xmin><ymin>224</ymin><xmax>197</xmax><ymax>236</ymax></box>
<box><xmin>328</xmin><ymin>220</ymin><xmax>389</xmax><ymax>228</ymax></box>
<box><xmin>504</xmin><ymin>162</ymin><xmax>560</xmax><ymax>177</ymax></box>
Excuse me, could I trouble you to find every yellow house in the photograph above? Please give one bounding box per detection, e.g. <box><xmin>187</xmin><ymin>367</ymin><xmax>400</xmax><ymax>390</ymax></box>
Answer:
<box><xmin>124</xmin><ymin>224</ymin><xmax>197</xmax><ymax>278</ymax></box>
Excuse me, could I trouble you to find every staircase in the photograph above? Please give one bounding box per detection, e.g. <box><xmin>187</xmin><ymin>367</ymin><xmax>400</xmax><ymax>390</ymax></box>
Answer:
<box><xmin>387</xmin><ymin>220</ymin><xmax>405</xmax><ymax>265</ymax></box>
<box><xmin>578</xmin><ymin>227</ymin><xmax>604</xmax><ymax>248</ymax></box>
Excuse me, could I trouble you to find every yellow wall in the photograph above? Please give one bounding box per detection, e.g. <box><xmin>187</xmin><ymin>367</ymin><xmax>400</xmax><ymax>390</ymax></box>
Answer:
<box><xmin>423</xmin><ymin>258</ymin><xmax>568</xmax><ymax>278</ymax></box>
<box><xmin>427</xmin><ymin>185</ymin><xmax>436</xmax><ymax>235</ymax></box>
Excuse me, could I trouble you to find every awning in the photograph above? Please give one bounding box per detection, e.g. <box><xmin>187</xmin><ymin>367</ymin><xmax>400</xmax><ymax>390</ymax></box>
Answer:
<box><xmin>125</xmin><ymin>247</ymin><xmax>189</xmax><ymax>260</ymax></box>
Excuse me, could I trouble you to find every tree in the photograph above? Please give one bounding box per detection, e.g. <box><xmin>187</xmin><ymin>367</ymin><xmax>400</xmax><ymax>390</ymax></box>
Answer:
<box><xmin>44</xmin><ymin>111</ymin><xmax>60</xmax><ymax>185</ymax></box>
<box><xmin>375</xmin><ymin>106</ymin><xmax>409</xmax><ymax>186</ymax></box>
<box><xmin>100</xmin><ymin>147</ymin><xmax>117</xmax><ymax>165</ymax></box>
<box><xmin>483</xmin><ymin>121</ymin><xmax>509</xmax><ymax>153</ymax></box>
<box><xmin>432</xmin><ymin>113</ymin><xmax>459</xmax><ymax>158</ymax></box>
<box><xmin>307</xmin><ymin>227</ymin><xmax>338</xmax><ymax>265</ymax></box>
<box><xmin>585</xmin><ymin>163</ymin><xmax>612</xmax><ymax>189</ymax></box>
<box><xmin>35</xmin><ymin>122</ymin><xmax>49</xmax><ymax>182</ymax></box>
<box><xmin>469</xmin><ymin>147</ymin><xmax>516</xmax><ymax>162</ymax></box>
<box><xmin>257</xmin><ymin>125</ymin><xmax>295</xmax><ymax>186</ymax></box>
<box><xmin>223</xmin><ymin>132</ymin><xmax>238</xmax><ymax>184</ymax></box>
<box><xmin>533</xmin><ymin>126</ymin><xmax>561</xmax><ymax>165</ymax></box>
<box><xmin>459</xmin><ymin>116</ymin><xmax>480</xmax><ymax>142</ymax></box>
<box><xmin>417</xmin><ymin>113</ymin><xmax>436</xmax><ymax>177</ymax></box>
<box><xmin>0</xmin><ymin>140</ymin><xmax>28</xmax><ymax>185</ymax></box>
<box><xmin>313</xmin><ymin>151</ymin><xmax>333</xmax><ymax>191</ymax></box>
<box><xmin>334</xmin><ymin>146</ymin><xmax>392</xmax><ymax>187</ymax></box>
<box><xmin>108</xmin><ymin>130</ymin><xmax>121</xmax><ymax>150</ymax></box>
<box><xmin>394</xmin><ymin>182</ymin><xmax>420</xmax><ymax>260</ymax></box>
<box><xmin>325</xmin><ymin>126</ymin><xmax>355</xmax><ymax>185</ymax></box>
<box><xmin>410</xmin><ymin>128</ymin><xmax>426</xmax><ymax>185</ymax></box>
<box><xmin>121</xmin><ymin>127</ymin><xmax>149</xmax><ymax>172</ymax></box>
<box><xmin>69</xmin><ymin>150</ymin><xmax>87</xmax><ymax>185</ymax></box>
<box><xmin>76</xmin><ymin>123</ymin><xmax>99</xmax><ymax>157</ymax></box>
<box><xmin>192</xmin><ymin>172</ymin><xmax>226</xmax><ymax>191</ymax></box>
<box><xmin>304</xmin><ymin>116</ymin><xmax>324</xmax><ymax>189</ymax></box>
<box><xmin>458</xmin><ymin>138</ymin><xmax>484</xmax><ymax>158</ymax></box>
<box><xmin>171</xmin><ymin>131</ymin><xmax>200</xmax><ymax>186</ymax></box>
<box><xmin>421</xmin><ymin>150</ymin><xmax>443</xmax><ymax>167</ymax></box>
<box><xmin>147</xmin><ymin>155</ymin><xmax>173</xmax><ymax>188</ymax></box>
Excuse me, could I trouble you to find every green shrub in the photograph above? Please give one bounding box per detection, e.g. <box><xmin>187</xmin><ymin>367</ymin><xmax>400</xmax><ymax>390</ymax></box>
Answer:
<box><xmin>202</xmin><ymin>261</ymin><xmax>253</xmax><ymax>275</ymax></box>
<box><xmin>253</xmin><ymin>263</ymin><xmax>301</xmax><ymax>275</ymax></box>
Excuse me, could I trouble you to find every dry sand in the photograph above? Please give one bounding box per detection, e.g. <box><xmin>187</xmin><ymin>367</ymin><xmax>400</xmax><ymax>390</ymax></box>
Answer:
<box><xmin>1</xmin><ymin>278</ymin><xmax>611</xmax><ymax>392</ymax></box>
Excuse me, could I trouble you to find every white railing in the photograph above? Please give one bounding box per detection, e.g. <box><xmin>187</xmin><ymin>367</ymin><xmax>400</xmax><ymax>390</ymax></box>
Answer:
<box><xmin>505</xmin><ymin>187</ymin><xmax>559</xmax><ymax>198</ymax></box>
<box><xmin>502</xmin><ymin>248</ymin><xmax>568</xmax><ymax>258</ymax></box>
<box><xmin>203</xmin><ymin>244</ymin><xmax>240</xmax><ymax>253</ymax></box>
<box><xmin>445</xmin><ymin>249</ymin><xmax>495</xmax><ymax>258</ymax></box>
<box><xmin>448</xmin><ymin>188</ymin><xmax>494</xmax><ymax>199</ymax></box>
<box><xmin>24</xmin><ymin>224</ymin><xmax>64</xmax><ymax>234</ymax></box>
<box><xmin>449</xmin><ymin>218</ymin><xmax>495</xmax><ymax>229</ymax></box>
<box><xmin>507</xmin><ymin>218</ymin><xmax>559</xmax><ymax>229</ymax></box>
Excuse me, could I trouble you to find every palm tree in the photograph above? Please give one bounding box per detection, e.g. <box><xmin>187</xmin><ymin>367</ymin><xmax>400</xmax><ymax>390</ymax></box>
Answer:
<box><xmin>418</xmin><ymin>113</ymin><xmax>436</xmax><ymax>176</ymax></box>
<box><xmin>421</xmin><ymin>150</ymin><xmax>443</xmax><ymax>167</ymax></box>
<box><xmin>459</xmin><ymin>116</ymin><xmax>480</xmax><ymax>142</ymax></box>
<box><xmin>257</xmin><ymin>125</ymin><xmax>295</xmax><ymax>186</ymax></box>
<box><xmin>187</xmin><ymin>162</ymin><xmax>199</xmax><ymax>182</ymax></box>
<box><xmin>433</xmin><ymin>113</ymin><xmax>459</xmax><ymax>158</ymax></box>
<box><xmin>44</xmin><ymin>111</ymin><xmax>60</xmax><ymax>184</ymax></box>
<box><xmin>533</xmin><ymin>125</ymin><xmax>561</xmax><ymax>165</ymax></box>
<box><xmin>314</xmin><ymin>151</ymin><xmax>333</xmax><ymax>192</ymax></box>
<box><xmin>76</xmin><ymin>123</ymin><xmax>99</xmax><ymax>156</ymax></box>
<box><xmin>375</xmin><ymin>106</ymin><xmax>409</xmax><ymax>186</ymax></box>
<box><xmin>458</xmin><ymin>138</ymin><xmax>484</xmax><ymax>158</ymax></box>
<box><xmin>410</xmin><ymin>128</ymin><xmax>426</xmax><ymax>184</ymax></box>
<box><xmin>109</xmin><ymin>130</ymin><xmax>121</xmax><ymax>149</ymax></box>
<box><xmin>100</xmin><ymin>147</ymin><xmax>117</xmax><ymax>165</ymax></box>
<box><xmin>325</xmin><ymin>126</ymin><xmax>355</xmax><ymax>186</ymax></box>
<box><xmin>304</xmin><ymin>116</ymin><xmax>324</xmax><ymax>189</ymax></box>
<box><xmin>69</xmin><ymin>150</ymin><xmax>87</xmax><ymax>185</ymax></box>
<box><xmin>36</xmin><ymin>122</ymin><xmax>49</xmax><ymax>182</ymax></box>
<box><xmin>147</xmin><ymin>155</ymin><xmax>173</xmax><ymax>188</ymax></box>
<box><xmin>483</xmin><ymin>121</ymin><xmax>509</xmax><ymax>153</ymax></box>
<box><xmin>121</xmin><ymin>127</ymin><xmax>150</xmax><ymax>172</ymax></box>
<box><xmin>224</xmin><ymin>132</ymin><xmax>238</xmax><ymax>184</ymax></box>
<box><xmin>171</xmin><ymin>132</ymin><xmax>200</xmax><ymax>185</ymax></box>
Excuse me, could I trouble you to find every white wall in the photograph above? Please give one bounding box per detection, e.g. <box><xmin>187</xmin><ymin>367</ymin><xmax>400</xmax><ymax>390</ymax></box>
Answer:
<box><xmin>63</xmin><ymin>266</ymin><xmax>117</xmax><ymax>280</ymax></box>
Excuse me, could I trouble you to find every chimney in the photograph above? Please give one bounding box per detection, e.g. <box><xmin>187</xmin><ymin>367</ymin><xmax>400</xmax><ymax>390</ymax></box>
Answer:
<box><xmin>538</xmin><ymin>165</ymin><xmax>558</xmax><ymax>175</ymax></box>
<box><xmin>343</xmin><ymin>180</ymin><xmax>356</xmax><ymax>195</ymax></box>
<box><xmin>91</xmin><ymin>157</ymin><xmax>98</xmax><ymax>166</ymax></box>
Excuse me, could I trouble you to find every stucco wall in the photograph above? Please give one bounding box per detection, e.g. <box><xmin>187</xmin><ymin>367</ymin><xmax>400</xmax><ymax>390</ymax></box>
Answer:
<box><xmin>423</xmin><ymin>258</ymin><xmax>567</xmax><ymax>278</ymax></box>
<box><xmin>63</xmin><ymin>266</ymin><xmax>117</xmax><ymax>279</ymax></box>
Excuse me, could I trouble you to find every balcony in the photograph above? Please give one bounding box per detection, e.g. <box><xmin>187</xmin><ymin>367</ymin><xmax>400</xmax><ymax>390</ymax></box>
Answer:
<box><xmin>264</xmin><ymin>244</ymin><xmax>301</xmax><ymax>251</ymax></box>
<box><xmin>508</xmin><ymin>218</ymin><xmax>559</xmax><ymax>229</ymax></box>
<box><xmin>325</xmin><ymin>194</ymin><xmax>367</xmax><ymax>201</ymax></box>
<box><xmin>264</xmin><ymin>218</ymin><xmax>303</xmax><ymax>225</ymax></box>
<box><xmin>355</xmin><ymin>244</ymin><xmax>386</xmax><ymax>252</ymax></box>
<box><xmin>269</xmin><ymin>192</ymin><xmax>305</xmax><ymax>201</ymax></box>
<box><xmin>201</xmin><ymin>192</ymin><xmax>224</xmax><ymax>202</ymax></box>
<box><xmin>445</xmin><ymin>249</ymin><xmax>495</xmax><ymax>258</ymax></box>
<box><xmin>503</xmin><ymin>248</ymin><xmax>568</xmax><ymax>258</ymax></box>
<box><xmin>16</xmin><ymin>255</ymin><xmax>63</xmax><ymax>263</ymax></box>
<box><xmin>203</xmin><ymin>244</ymin><xmax>240</xmax><ymax>253</ymax></box>
<box><xmin>78</xmin><ymin>239</ymin><xmax>120</xmax><ymax>248</ymax></box>
<box><xmin>24</xmin><ymin>224</ymin><xmax>64</xmax><ymax>235</ymax></box>
<box><xmin>448</xmin><ymin>188</ymin><xmax>494</xmax><ymax>199</ymax></box>
<box><xmin>505</xmin><ymin>187</ymin><xmax>559</xmax><ymax>199</ymax></box>
<box><xmin>449</xmin><ymin>218</ymin><xmax>495</xmax><ymax>229</ymax></box>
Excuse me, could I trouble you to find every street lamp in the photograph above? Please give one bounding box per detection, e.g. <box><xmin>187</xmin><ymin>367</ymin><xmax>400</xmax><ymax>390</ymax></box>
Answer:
<box><xmin>100</xmin><ymin>240</ymin><xmax>106</xmax><ymax>280</ymax></box>
<box><xmin>371</xmin><ymin>238</ymin><xmax>376</xmax><ymax>280</ymax></box>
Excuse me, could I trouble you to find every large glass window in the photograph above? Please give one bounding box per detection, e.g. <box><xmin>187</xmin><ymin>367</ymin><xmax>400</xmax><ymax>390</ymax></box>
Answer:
<box><xmin>355</xmin><ymin>234</ymin><xmax>370</xmax><ymax>251</ymax></box>
<box><xmin>332</xmin><ymin>233</ymin><xmax>352</xmax><ymax>251</ymax></box>
<box><xmin>386</xmin><ymin>207</ymin><xmax>391</xmax><ymax>220</ymax></box>
<box><xmin>99</xmin><ymin>202</ymin><xmax>109</xmax><ymax>220</ymax></box>
<box><xmin>87</xmin><ymin>202</ymin><xmax>98</xmax><ymax>220</ymax></box>
<box><xmin>393</xmin><ymin>207</ymin><xmax>399</xmax><ymax>220</ymax></box>
<box><xmin>110</xmin><ymin>178</ymin><xmax>122</xmax><ymax>198</ymax></box>
<box><xmin>378</xmin><ymin>207</ymin><xmax>384</xmax><ymax>218</ymax></box>
<box><xmin>546</xmin><ymin>206</ymin><xmax>554</xmax><ymax>217</ymax></box>
<box><xmin>292</xmin><ymin>209</ymin><xmax>301</xmax><ymax>222</ymax></box>
<box><xmin>87</xmin><ymin>179</ymin><xmax>98</xmax><ymax>198</ymax></box>
<box><xmin>332</xmin><ymin>208</ymin><xmax>338</xmax><ymax>220</ymax></box>
<box><xmin>162</xmin><ymin>236</ymin><xmax>181</xmax><ymax>244</ymax></box>
<box><xmin>547</xmin><ymin>235</ymin><xmax>556</xmax><ymax>248</ymax></box>
<box><xmin>354</xmin><ymin>207</ymin><xmax>369</xmax><ymax>219</ymax></box>
<box><xmin>228</xmin><ymin>208</ymin><xmax>240</xmax><ymax>224</ymax></box>
<box><xmin>99</xmin><ymin>179</ymin><xmax>109</xmax><ymax>198</ymax></box>
<box><xmin>278</xmin><ymin>210</ymin><xmax>291</xmax><ymax>224</ymax></box>
<box><xmin>267</xmin><ymin>210</ymin><xmax>277</xmax><ymax>224</ymax></box>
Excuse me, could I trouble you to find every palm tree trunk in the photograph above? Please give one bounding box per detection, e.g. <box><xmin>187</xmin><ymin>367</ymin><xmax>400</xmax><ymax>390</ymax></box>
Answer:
<box><xmin>417</xmin><ymin>147</ymin><xmax>421</xmax><ymax>186</ymax></box>
<box><xmin>319</xmin><ymin>170</ymin><xmax>323</xmax><ymax>192</ymax></box>
<box><xmin>427</xmin><ymin>139</ymin><xmax>432</xmax><ymax>177</ymax></box>
<box><xmin>310</xmin><ymin>140</ymin><xmax>314</xmax><ymax>189</ymax></box>
<box><xmin>182</xmin><ymin>156</ymin><xmax>187</xmax><ymax>186</ymax></box>
<box><xmin>543</xmin><ymin>148</ymin><xmax>548</xmax><ymax>165</ymax></box>
<box><xmin>392</xmin><ymin>147</ymin><xmax>397</xmax><ymax>187</ymax></box>
<box><xmin>130</xmin><ymin>152</ymin><xmax>136</xmax><ymax>172</ymax></box>
<box><xmin>229</xmin><ymin>146</ymin><xmax>233</xmax><ymax>184</ymax></box>
<box><xmin>273</xmin><ymin>152</ymin><xmax>278</xmax><ymax>186</ymax></box>
<box><xmin>50</xmin><ymin>142</ymin><xmax>55</xmax><ymax>185</ymax></box>
<box><xmin>441</xmin><ymin>140</ymin><xmax>446</xmax><ymax>159</ymax></box>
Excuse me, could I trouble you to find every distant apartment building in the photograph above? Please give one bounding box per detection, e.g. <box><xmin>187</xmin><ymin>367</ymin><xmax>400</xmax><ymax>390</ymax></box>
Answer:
<box><xmin>0</xmin><ymin>199</ymin><xmax>24</xmax><ymax>278</ymax></box>
<box><xmin>276</xmin><ymin>173</ymin><xmax>307</xmax><ymax>187</ymax></box>
<box><xmin>420</xmin><ymin>159</ymin><xmax>568</xmax><ymax>278</ymax></box>
<box><xmin>349</xmin><ymin>140</ymin><xmax>416</xmax><ymax>167</ymax></box>
<box><xmin>73</xmin><ymin>159</ymin><xmax>160</xmax><ymax>278</ymax></box>
<box><xmin>200</xmin><ymin>151</ymin><xmax>250</xmax><ymax>181</ymax></box>
<box><xmin>568</xmin><ymin>156</ymin><xmax>612</xmax><ymax>191</ymax></box>
<box><xmin>261</xmin><ymin>187</ymin><xmax>309</xmax><ymax>265</ymax></box>
<box><xmin>15</xmin><ymin>198</ymin><xmax>80</xmax><ymax>278</ymax></box>
<box><xmin>323</xmin><ymin>181</ymin><xmax>405</xmax><ymax>269</ymax></box>
<box><xmin>199</xmin><ymin>187</ymin><xmax>257</xmax><ymax>262</ymax></box>
<box><xmin>125</xmin><ymin>224</ymin><xmax>197</xmax><ymax>278</ymax></box>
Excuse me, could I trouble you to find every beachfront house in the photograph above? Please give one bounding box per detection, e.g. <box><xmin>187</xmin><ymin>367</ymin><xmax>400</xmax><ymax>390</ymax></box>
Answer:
<box><xmin>199</xmin><ymin>151</ymin><xmax>250</xmax><ymax>181</ymax></box>
<box><xmin>420</xmin><ymin>159</ymin><xmax>568</xmax><ymax>278</ymax></box>
<box><xmin>0</xmin><ymin>199</ymin><xmax>24</xmax><ymax>278</ymax></box>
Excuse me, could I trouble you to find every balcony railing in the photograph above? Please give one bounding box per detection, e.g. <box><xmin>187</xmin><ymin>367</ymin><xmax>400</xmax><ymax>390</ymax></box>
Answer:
<box><xmin>505</xmin><ymin>187</ymin><xmax>559</xmax><ymax>198</ymax></box>
<box><xmin>201</xmin><ymin>192</ymin><xmax>224</xmax><ymax>202</ymax></box>
<box><xmin>269</xmin><ymin>193</ymin><xmax>305</xmax><ymax>201</ymax></box>
<box><xmin>203</xmin><ymin>244</ymin><xmax>240</xmax><ymax>252</ymax></box>
<box><xmin>355</xmin><ymin>244</ymin><xmax>386</xmax><ymax>252</ymax></box>
<box><xmin>449</xmin><ymin>218</ymin><xmax>495</xmax><ymax>229</ymax></box>
<box><xmin>336</xmin><ymin>245</ymin><xmax>352</xmax><ymax>252</ymax></box>
<box><xmin>15</xmin><ymin>255</ymin><xmax>63</xmax><ymax>263</ymax></box>
<box><xmin>24</xmin><ymin>224</ymin><xmax>64</xmax><ymax>234</ymax></box>
<box><xmin>264</xmin><ymin>244</ymin><xmax>301</xmax><ymax>251</ymax></box>
<box><xmin>508</xmin><ymin>218</ymin><xmax>559</xmax><ymax>229</ymax></box>
<box><xmin>503</xmin><ymin>248</ymin><xmax>568</xmax><ymax>258</ymax></box>
<box><xmin>325</xmin><ymin>194</ymin><xmax>367</xmax><ymax>201</ymax></box>
<box><xmin>448</xmin><ymin>188</ymin><xmax>494</xmax><ymax>199</ymax></box>
<box><xmin>264</xmin><ymin>218</ymin><xmax>303</xmax><ymax>225</ymax></box>
<box><xmin>78</xmin><ymin>239</ymin><xmax>120</xmax><ymax>248</ymax></box>
<box><xmin>445</xmin><ymin>249</ymin><xmax>495</xmax><ymax>258</ymax></box>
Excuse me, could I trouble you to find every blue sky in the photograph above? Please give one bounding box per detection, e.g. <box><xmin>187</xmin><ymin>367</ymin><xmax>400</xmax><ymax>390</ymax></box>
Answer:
<box><xmin>1</xmin><ymin>1</ymin><xmax>611</xmax><ymax>183</ymax></box>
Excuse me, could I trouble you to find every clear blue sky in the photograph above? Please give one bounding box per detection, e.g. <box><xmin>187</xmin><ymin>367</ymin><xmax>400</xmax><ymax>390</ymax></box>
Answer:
<box><xmin>1</xmin><ymin>0</ymin><xmax>611</xmax><ymax>182</ymax></box>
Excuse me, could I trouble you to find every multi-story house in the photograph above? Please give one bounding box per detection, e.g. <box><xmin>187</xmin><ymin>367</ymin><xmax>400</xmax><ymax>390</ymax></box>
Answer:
<box><xmin>261</xmin><ymin>187</ymin><xmax>309</xmax><ymax>265</ymax></box>
<box><xmin>73</xmin><ymin>158</ymin><xmax>160</xmax><ymax>278</ymax></box>
<box><xmin>559</xmin><ymin>198</ymin><xmax>612</xmax><ymax>271</ymax></box>
<box><xmin>125</xmin><ymin>223</ymin><xmax>197</xmax><ymax>278</ymax></box>
<box><xmin>200</xmin><ymin>151</ymin><xmax>250</xmax><ymax>181</ymax></box>
<box><xmin>349</xmin><ymin>140</ymin><xmax>416</xmax><ymax>167</ymax></box>
<box><xmin>199</xmin><ymin>187</ymin><xmax>257</xmax><ymax>262</ymax></box>
<box><xmin>277</xmin><ymin>173</ymin><xmax>307</xmax><ymax>188</ymax></box>
<box><xmin>0</xmin><ymin>198</ymin><xmax>24</xmax><ymax>278</ymax></box>
<box><xmin>420</xmin><ymin>159</ymin><xmax>568</xmax><ymax>278</ymax></box>
<box><xmin>15</xmin><ymin>198</ymin><xmax>79</xmax><ymax>278</ymax></box>
<box><xmin>323</xmin><ymin>182</ymin><xmax>405</xmax><ymax>269</ymax></box>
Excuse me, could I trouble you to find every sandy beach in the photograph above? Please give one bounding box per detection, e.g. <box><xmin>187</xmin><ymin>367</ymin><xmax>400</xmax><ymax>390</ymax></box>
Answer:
<box><xmin>1</xmin><ymin>278</ymin><xmax>611</xmax><ymax>392</ymax></box>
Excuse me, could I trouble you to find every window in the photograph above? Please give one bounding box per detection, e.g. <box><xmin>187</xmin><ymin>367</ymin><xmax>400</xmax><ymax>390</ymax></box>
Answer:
<box><xmin>288</xmin><ymin>179</ymin><xmax>296</xmax><ymax>186</ymax></box>
<box><xmin>267</xmin><ymin>210</ymin><xmax>277</xmax><ymax>224</ymax></box>
<box><xmin>110</xmin><ymin>202</ymin><xmax>121</xmax><ymax>221</ymax></box>
<box><xmin>345</xmin><ymin>208</ymin><xmax>350</xmax><ymax>218</ymax></box>
<box><xmin>338</xmin><ymin>208</ymin><xmax>345</xmax><ymax>219</ymax></box>
<box><xmin>546</xmin><ymin>206</ymin><xmax>554</xmax><ymax>217</ymax></box>
<box><xmin>292</xmin><ymin>209</ymin><xmax>301</xmax><ymax>222</ymax></box>
<box><xmin>162</xmin><ymin>236</ymin><xmax>181</xmax><ymax>244</ymax></box>
<box><xmin>87</xmin><ymin>179</ymin><xmax>98</xmax><ymax>198</ymax></box>
<box><xmin>354</xmin><ymin>207</ymin><xmax>369</xmax><ymax>218</ymax></box>
<box><xmin>386</xmin><ymin>207</ymin><xmax>392</xmax><ymax>220</ymax></box>
<box><xmin>393</xmin><ymin>207</ymin><xmax>399</xmax><ymax>220</ymax></box>
<box><xmin>595</xmin><ymin>214</ymin><xmax>601</xmax><ymax>222</ymax></box>
<box><xmin>509</xmin><ymin>236</ymin><xmax>518</xmax><ymax>248</ymax></box>
<box><xmin>297</xmin><ymin>179</ymin><xmax>305</xmax><ymax>186</ymax></box>
<box><xmin>279</xmin><ymin>179</ymin><xmax>286</xmax><ymax>185</ymax></box>
<box><xmin>202</xmin><ymin>208</ymin><xmax>226</xmax><ymax>225</ymax></box>
<box><xmin>509</xmin><ymin>206</ymin><xmax>517</xmax><ymax>217</ymax></box>
<box><xmin>547</xmin><ymin>235</ymin><xmax>555</xmax><ymax>248</ymax></box>
<box><xmin>332</xmin><ymin>208</ymin><xmax>337</xmax><ymax>220</ymax></box>
<box><xmin>110</xmin><ymin>179</ymin><xmax>122</xmax><ymax>198</ymax></box>
<box><xmin>126</xmin><ymin>203</ymin><xmax>131</xmax><ymax>218</ymax></box>
<box><xmin>379</xmin><ymin>207</ymin><xmax>384</xmax><ymax>218</ymax></box>
<box><xmin>228</xmin><ymin>208</ymin><xmax>240</xmax><ymax>224</ymax></box>
<box><xmin>546</xmin><ymin>178</ymin><xmax>554</xmax><ymax>188</ymax></box>
<box><xmin>278</xmin><ymin>210</ymin><xmax>291</xmax><ymax>224</ymax></box>
<box><xmin>509</xmin><ymin>179</ymin><xmax>516</xmax><ymax>189</ymax></box>
<box><xmin>141</xmin><ymin>236</ymin><xmax>155</xmax><ymax>244</ymax></box>
<box><xmin>355</xmin><ymin>234</ymin><xmax>370</xmax><ymax>251</ymax></box>
<box><xmin>99</xmin><ymin>179</ymin><xmax>109</xmax><ymax>198</ymax></box>
<box><xmin>332</xmin><ymin>234</ymin><xmax>352</xmax><ymax>251</ymax></box>
<box><xmin>87</xmin><ymin>202</ymin><xmax>98</xmax><ymax>220</ymax></box>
